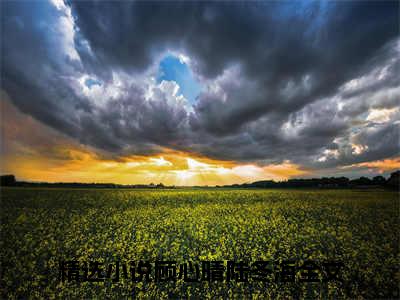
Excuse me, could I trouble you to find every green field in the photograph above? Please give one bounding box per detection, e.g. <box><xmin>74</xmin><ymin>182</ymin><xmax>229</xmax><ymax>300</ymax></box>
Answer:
<box><xmin>1</xmin><ymin>188</ymin><xmax>399</xmax><ymax>299</ymax></box>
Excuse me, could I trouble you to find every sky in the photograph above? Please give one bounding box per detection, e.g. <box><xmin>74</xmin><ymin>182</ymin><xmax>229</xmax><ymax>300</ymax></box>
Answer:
<box><xmin>1</xmin><ymin>0</ymin><xmax>399</xmax><ymax>185</ymax></box>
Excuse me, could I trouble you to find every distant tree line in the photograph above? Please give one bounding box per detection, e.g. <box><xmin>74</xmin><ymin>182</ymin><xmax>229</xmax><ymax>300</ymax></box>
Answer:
<box><xmin>221</xmin><ymin>171</ymin><xmax>399</xmax><ymax>190</ymax></box>
<box><xmin>0</xmin><ymin>171</ymin><xmax>399</xmax><ymax>189</ymax></box>
<box><xmin>0</xmin><ymin>175</ymin><xmax>167</xmax><ymax>189</ymax></box>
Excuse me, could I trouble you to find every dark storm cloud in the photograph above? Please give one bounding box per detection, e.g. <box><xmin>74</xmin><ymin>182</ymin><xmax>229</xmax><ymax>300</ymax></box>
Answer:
<box><xmin>1</xmin><ymin>0</ymin><xmax>190</xmax><ymax>155</ymax></box>
<box><xmin>313</xmin><ymin>122</ymin><xmax>400</xmax><ymax>169</ymax></box>
<box><xmin>188</xmin><ymin>101</ymin><xmax>350</xmax><ymax>165</ymax></box>
<box><xmin>71</xmin><ymin>1</ymin><xmax>398</xmax><ymax>127</ymax></box>
<box><xmin>1</xmin><ymin>1</ymin><xmax>84</xmax><ymax>137</ymax></box>
<box><xmin>1</xmin><ymin>0</ymin><xmax>399</xmax><ymax>169</ymax></box>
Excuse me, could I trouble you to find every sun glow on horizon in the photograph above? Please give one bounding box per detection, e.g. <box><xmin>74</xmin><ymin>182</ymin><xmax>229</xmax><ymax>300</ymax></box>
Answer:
<box><xmin>2</xmin><ymin>144</ymin><xmax>309</xmax><ymax>186</ymax></box>
<box><xmin>1</xmin><ymin>95</ymin><xmax>398</xmax><ymax>186</ymax></box>
<box><xmin>0</xmin><ymin>94</ymin><xmax>309</xmax><ymax>186</ymax></box>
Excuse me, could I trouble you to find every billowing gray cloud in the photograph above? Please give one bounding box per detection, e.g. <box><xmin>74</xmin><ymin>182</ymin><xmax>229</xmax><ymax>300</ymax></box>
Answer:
<box><xmin>1</xmin><ymin>0</ymin><xmax>399</xmax><ymax>172</ymax></box>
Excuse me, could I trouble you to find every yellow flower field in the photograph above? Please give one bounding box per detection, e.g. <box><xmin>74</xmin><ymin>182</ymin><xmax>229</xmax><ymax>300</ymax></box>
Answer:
<box><xmin>1</xmin><ymin>188</ymin><xmax>398</xmax><ymax>299</ymax></box>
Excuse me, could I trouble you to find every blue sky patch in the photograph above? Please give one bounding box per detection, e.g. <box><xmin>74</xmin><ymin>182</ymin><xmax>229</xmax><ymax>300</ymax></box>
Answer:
<box><xmin>85</xmin><ymin>78</ymin><xmax>102</xmax><ymax>89</ymax></box>
<box><xmin>157</xmin><ymin>55</ymin><xmax>202</xmax><ymax>104</ymax></box>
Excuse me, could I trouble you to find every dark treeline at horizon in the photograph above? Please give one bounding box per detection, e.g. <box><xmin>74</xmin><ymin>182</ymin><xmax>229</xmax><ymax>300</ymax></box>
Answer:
<box><xmin>0</xmin><ymin>171</ymin><xmax>399</xmax><ymax>190</ymax></box>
